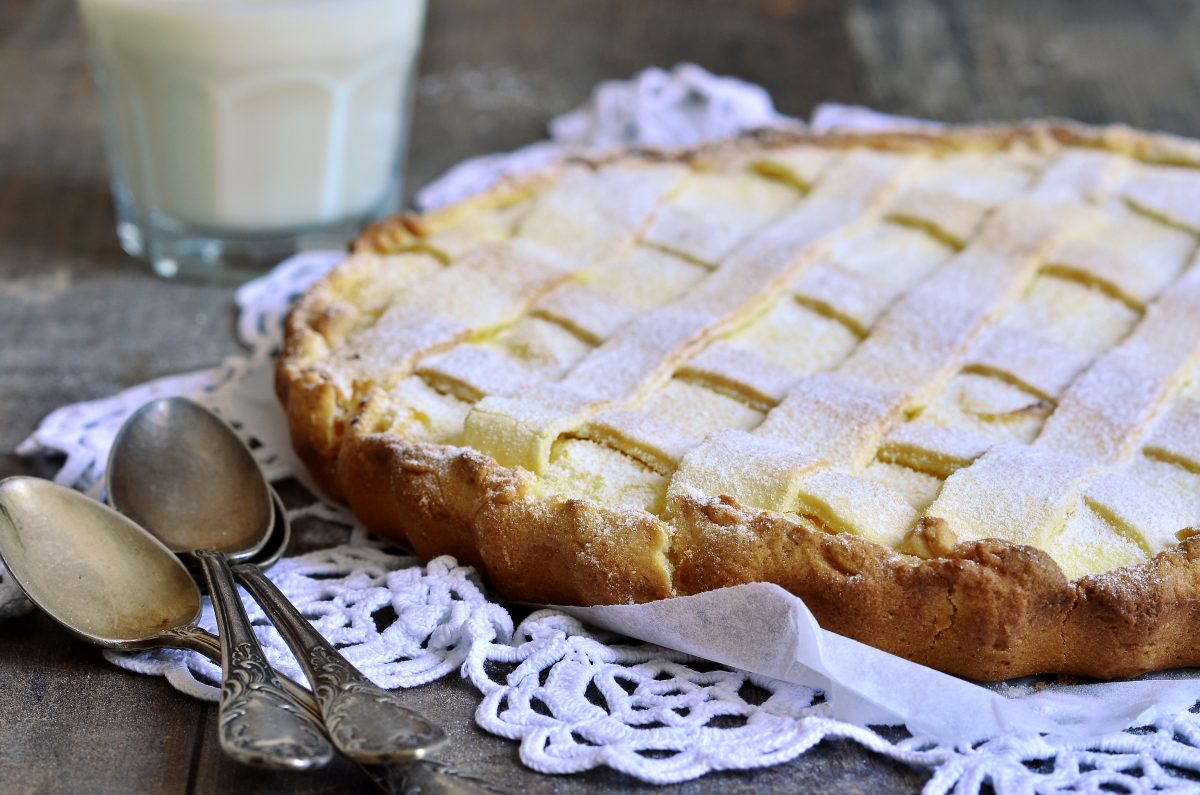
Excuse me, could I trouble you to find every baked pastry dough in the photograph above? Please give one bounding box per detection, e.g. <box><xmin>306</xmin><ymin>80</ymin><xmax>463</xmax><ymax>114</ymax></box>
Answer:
<box><xmin>278</xmin><ymin>124</ymin><xmax>1200</xmax><ymax>680</ymax></box>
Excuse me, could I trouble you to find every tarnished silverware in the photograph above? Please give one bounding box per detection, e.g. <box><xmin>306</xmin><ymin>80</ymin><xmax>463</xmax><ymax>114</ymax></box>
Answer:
<box><xmin>107</xmin><ymin>400</ymin><xmax>332</xmax><ymax>770</ymax></box>
<box><xmin>0</xmin><ymin>476</ymin><xmax>485</xmax><ymax>794</ymax></box>
<box><xmin>0</xmin><ymin>477</ymin><xmax>203</xmax><ymax>653</ymax></box>
<box><xmin>108</xmin><ymin>397</ymin><xmax>447</xmax><ymax>765</ymax></box>
<box><xmin>234</xmin><ymin>563</ymin><xmax>447</xmax><ymax>763</ymax></box>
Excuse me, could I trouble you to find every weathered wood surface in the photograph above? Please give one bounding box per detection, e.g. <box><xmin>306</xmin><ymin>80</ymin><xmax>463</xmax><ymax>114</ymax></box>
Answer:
<box><xmin>2</xmin><ymin>0</ymin><xmax>1198</xmax><ymax>791</ymax></box>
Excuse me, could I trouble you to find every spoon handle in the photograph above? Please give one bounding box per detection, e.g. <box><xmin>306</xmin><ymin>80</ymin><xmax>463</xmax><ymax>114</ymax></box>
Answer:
<box><xmin>164</xmin><ymin>625</ymin><xmax>324</xmax><ymax>724</ymax></box>
<box><xmin>195</xmin><ymin>549</ymin><xmax>334</xmax><ymax>770</ymax></box>
<box><xmin>234</xmin><ymin>562</ymin><xmax>448</xmax><ymax>764</ymax></box>
<box><xmin>167</xmin><ymin>621</ymin><xmax>490</xmax><ymax>794</ymax></box>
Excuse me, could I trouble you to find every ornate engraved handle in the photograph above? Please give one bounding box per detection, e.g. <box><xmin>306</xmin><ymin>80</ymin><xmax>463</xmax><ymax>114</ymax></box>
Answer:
<box><xmin>163</xmin><ymin>624</ymin><xmax>322</xmax><ymax>724</ymax></box>
<box><xmin>164</xmin><ymin>620</ymin><xmax>491</xmax><ymax>793</ymax></box>
<box><xmin>195</xmin><ymin>549</ymin><xmax>334</xmax><ymax>770</ymax></box>
<box><xmin>234</xmin><ymin>562</ymin><xmax>448</xmax><ymax>764</ymax></box>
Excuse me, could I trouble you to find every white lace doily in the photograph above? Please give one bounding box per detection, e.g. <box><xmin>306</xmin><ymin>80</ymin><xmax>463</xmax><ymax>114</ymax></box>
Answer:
<box><xmin>13</xmin><ymin>65</ymin><xmax>1200</xmax><ymax>794</ymax></box>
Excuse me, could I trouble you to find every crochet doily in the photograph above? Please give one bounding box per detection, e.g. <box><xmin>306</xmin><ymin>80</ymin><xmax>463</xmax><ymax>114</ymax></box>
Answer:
<box><xmin>13</xmin><ymin>65</ymin><xmax>1200</xmax><ymax>794</ymax></box>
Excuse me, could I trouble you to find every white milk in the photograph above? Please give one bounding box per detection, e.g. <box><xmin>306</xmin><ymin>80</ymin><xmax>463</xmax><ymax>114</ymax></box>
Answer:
<box><xmin>79</xmin><ymin>0</ymin><xmax>427</xmax><ymax>232</ymax></box>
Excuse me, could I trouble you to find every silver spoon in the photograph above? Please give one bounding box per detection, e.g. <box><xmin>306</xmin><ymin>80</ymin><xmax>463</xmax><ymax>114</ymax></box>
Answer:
<box><xmin>106</xmin><ymin>400</ymin><xmax>333</xmax><ymax>770</ymax></box>
<box><xmin>108</xmin><ymin>398</ymin><xmax>447</xmax><ymax>764</ymax></box>
<box><xmin>0</xmin><ymin>477</ymin><xmax>330</xmax><ymax>771</ymax></box>
<box><xmin>0</xmin><ymin>478</ymin><xmax>483</xmax><ymax>794</ymax></box>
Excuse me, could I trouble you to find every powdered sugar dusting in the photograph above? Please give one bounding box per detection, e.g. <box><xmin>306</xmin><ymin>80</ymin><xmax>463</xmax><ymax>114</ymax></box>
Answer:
<box><xmin>331</xmin><ymin>129</ymin><xmax>1200</xmax><ymax>578</ymax></box>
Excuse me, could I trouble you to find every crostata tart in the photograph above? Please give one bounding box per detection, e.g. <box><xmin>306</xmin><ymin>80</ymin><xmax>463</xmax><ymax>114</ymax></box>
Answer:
<box><xmin>278</xmin><ymin>123</ymin><xmax>1200</xmax><ymax>680</ymax></box>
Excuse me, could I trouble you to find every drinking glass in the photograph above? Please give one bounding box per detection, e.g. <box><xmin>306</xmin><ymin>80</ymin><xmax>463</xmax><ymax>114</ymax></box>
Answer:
<box><xmin>79</xmin><ymin>0</ymin><xmax>427</xmax><ymax>282</ymax></box>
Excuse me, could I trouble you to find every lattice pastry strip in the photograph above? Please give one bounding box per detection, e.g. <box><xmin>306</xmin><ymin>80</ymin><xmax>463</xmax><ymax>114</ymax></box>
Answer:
<box><xmin>419</xmin><ymin>200</ymin><xmax>531</xmax><ymax>261</ymax></box>
<box><xmin>584</xmin><ymin>246</ymin><xmax>710</xmax><ymax>308</ymax></box>
<box><xmin>463</xmin><ymin>151</ymin><xmax>921</xmax><ymax>474</ymax></box>
<box><xmin>884</xmin><ymin>152</ymin><xmax>1039</xmax><ymax>246</ymax></box>
<box><xmin>417</xmin><ymin>316</ymin><xmax>583</xmax><ymax>395</ymax></box>
<box><xmin>879</xmin><ymin>368</ymin><xmax>1053</xmax><ymax>480</ymax></box>
<box><xmin>966</xmin><ymin>326</ymin><xmax>1097</xmax><ymax>402</ymax></box>
<box><xmin>1040</xmin><ymin>502</ymin><xmax>1148</xmax><ymax>578</ymax></box>
<box><xmin>877</xmin><ymin>423</ymin><xmax>995</xmax><ymax>479</ymax></box>
<box><xmin>1084</xmin><ymin>456</ymin><xmax>1200</xmax><ymax>557</ymax></box>
<box><xmin>749</xmin><ymin>144</ymin><xmax>837</xmax><ymax>191</ymax></box>
<box><xmin>1025</xmin><ymin>149</ymin><xmax>1130</xmax><ymax>203</ymax></box>
<box><xmin>384</xmin><ymin>376</ymin><xmax>473</xmax><ymax>445</ymax></box>
<box><xmin>322</xmin><ymin>240</ymin><xmax>573</xmax><ymax>393</ymax></box>
<box><xmin>931</xmin><ymin>443</ymin><xmax>1094</xmax><ymax>550</ymax></box>
<box><xmin>791</xmin><ymin>469</ymin><xmax>918</xmax><ymax>547</ymax></box>
<box><xmin>540</xmin><ymin>437</ymin><xmax>670</xmax><ymax>515</ymax></box>
<box><xmin>557</xmin><ymin>309</ymin><xmax>714</xmax><ymax>404</ymax></box>
<box><xmin>1002</xmin><ymin>274</ymin><xmax>1141</xmax><ymax>358</ymax></box>
<box><xmin>574</xmin><ymin>408</ymin><xmax>697</xmax><ymax>475</ymax></box>
<box><xmin>669</xmin><ymin>429</ymin><xmax>818</xmax><ymax>512</ymax></box>
<box><xmin>1043</xmin><ymin>203</ymin><xmax>1196</xmax><ymax>308</ymax></box>
<box><xmin>516</xmin><ymin>162</ymin><xmax>689</xmax><ymax>264</ymax></box>
<box><xmin>641</xmin><ymin>170</ymin><xmax>801</xmax><ymax>265</ymax></box>
<box><xmin>490</xmin><ymin>315</ymin><xmax>594</xmax><ymax>378</ymax></box>
<box><xmin>929</xmin><ymin>257</ymin><xmax>1200</xmax><ymax>558</ymax></box>
<box><xmin>725</xmin><ymin>299</ymin><xmax>859</xmax><ymax>377</ymax></box>
<box><xmin>641</xmin><ymin>379</ymin><xmax>765</xmax><ymax>440</ymax></box>
<box><xmin>533</xmin><ymin>288</ymin><xmax>640</xmax><ymax>345</ymax></box>
<box><xmin>416</xmin><ymin>345</ymin><xmax>540</xmax><ymax>403</ymax></box>
<box><xmin>1037</xmin><ymin>256</ymin><xmax>1200</xmax><ymax>460</ymax></box>
<box><xmin>670</xmin><ymin>291</ymin><xmax>863</xmax><ymax>414</ymax></box>
<box><xmin>300</xmin><ymin>252</ymin><xmax>442</xmax><ymax>354</ymax></box>
<box><xmin>673</xmin><ymin>186</ymin><xmax>1092</xmax><ymax>513</ymax></box>
<box><xmin>1143</xmin><ymin>396</ymin><xmax>1200</xmax><ymax>473</ymax></box>
<box><xmin>677</xmin><ymin>343</ymin><xmax>799</xmax><ymax>409</ymax></box>
<box><xmin>790</xmin><ymin>221</ymin><xmax>954</xmax><ymax>334</ymax></box>
<box><xmin>754</xmin><ymin>374</ymin><xmax>904</xmax><ymax>473</ymax></box>
<box><xmin>1123</xmin><ymin>164</ymin><xmax>1200</xmax><ymax>235</ymax></box>
<box><xmin>861</xmin><ymin>460</ymin><xmax>943</xmax><ymax>512</ymax></box>
<box><xmin>880</xmin><ymin>273</ymin><xmax>1141</xmax><ymax>474</ymax></box>
<box><xmin>904</xmin><ymin>373</ymin><xmax>1051</xmax><ymax>446</ymax></box>
<box><xmin>534</xmin><ymin>247</ymin><xmax>708</xmax><ymax>343</ymax></box>
<box><xmin>554</xmin><ymin>377</ymin><xmax>768</xmax><ymax>497</ymax></box>
<box><xmin>414</xmin><ymin>314</ymin><xmax>593</xmax><ymax>404</ymax></box>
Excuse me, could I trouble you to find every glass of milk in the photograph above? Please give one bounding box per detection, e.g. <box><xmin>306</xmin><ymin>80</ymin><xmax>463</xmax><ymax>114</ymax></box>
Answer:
<box><xmin>79</xmin><ymin>0</ymin><xmax>427</xmax><ymax>281</ymax></box>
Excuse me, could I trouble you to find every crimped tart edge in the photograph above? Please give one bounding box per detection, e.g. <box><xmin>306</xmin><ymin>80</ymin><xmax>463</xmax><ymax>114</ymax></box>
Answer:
<box><xmin>277</xmin><ymin>121</ymin><xmax>1200</xmax><ymax>681</ymax></box>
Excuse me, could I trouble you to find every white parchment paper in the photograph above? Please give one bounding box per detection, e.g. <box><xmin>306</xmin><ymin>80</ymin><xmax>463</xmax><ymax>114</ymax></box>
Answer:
<box><xmin>560</xmin><ymin>585</ymin><xmax>1200</xmax><ymax>744</ymax></box>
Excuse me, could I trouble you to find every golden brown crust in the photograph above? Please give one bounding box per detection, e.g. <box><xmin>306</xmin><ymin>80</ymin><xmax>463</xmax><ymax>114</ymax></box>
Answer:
<box><xmin>332</xmin><ymin>427</ymin><xmax>1200</xmax><ymax>680</ymax></box>
<box><xmin>338</xmin><ymin>431</ymin><xmax>675</xmax><ymax>605</ymax></box>
<box><xmin>277</xmin><ymin>121</ymin><xmax>1200</xmax><ymax>681</ymax></box>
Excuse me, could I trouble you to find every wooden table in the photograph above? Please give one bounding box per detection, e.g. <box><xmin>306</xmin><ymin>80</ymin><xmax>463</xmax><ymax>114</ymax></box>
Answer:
<box><xmin>2</xmin><ymin>1</ymin><xmax>1197</xmax><ymax>791</ymax></box>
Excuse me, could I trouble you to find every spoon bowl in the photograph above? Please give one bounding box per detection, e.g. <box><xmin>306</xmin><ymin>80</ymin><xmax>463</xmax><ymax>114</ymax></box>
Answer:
<box><xmin>106</xmin><ymin>397</ymin><xmax>272</xmax><ymax>559</ymax></box>
<box><xmin>0</xmin><ymin>477</ymin><xmax>200</xmax><ymax>647</ymax></box>
<box><xmin>0</xmin><ymin>475</ymin><xmax>319</xmax><ymax>707</ymax></box>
